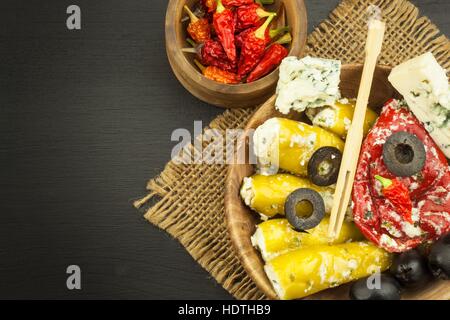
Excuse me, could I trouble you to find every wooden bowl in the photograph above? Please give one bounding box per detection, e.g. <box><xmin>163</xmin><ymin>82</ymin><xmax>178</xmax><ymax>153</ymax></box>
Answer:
<box><xmin>165</xmin><ymin>0</ymin><xmax>307</xmax><ymax>108</ymax></box>
<box><xmin>225</xmin><ymin>64</ymin><xmax>450</xmax><ymax>300</ymax></box>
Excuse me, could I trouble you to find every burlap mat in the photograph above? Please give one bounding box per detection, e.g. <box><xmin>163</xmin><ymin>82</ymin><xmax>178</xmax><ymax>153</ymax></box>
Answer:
<box><xmin>135</xmin><ymin>0</ymin><xmax>450</xmax><ymax>299</ymax></box>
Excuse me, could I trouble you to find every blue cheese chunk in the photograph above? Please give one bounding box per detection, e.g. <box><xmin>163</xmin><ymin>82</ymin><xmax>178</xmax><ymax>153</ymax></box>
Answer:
<box><xmin>275</xmin><ymin>56</ymin><xmax>341</xmax><ymax>114</ymax></box>
<box><xmin>388</xmin><ymin>52</ymin><xmax>450</xmax><ymax>157</ymax></box>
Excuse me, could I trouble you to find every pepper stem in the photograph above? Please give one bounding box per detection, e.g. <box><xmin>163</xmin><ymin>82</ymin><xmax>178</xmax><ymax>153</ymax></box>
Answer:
<box><xmin>375</xmin><ymin>175</ymin><xmax>392</xmax><ymax>188</ymax></box>
<box><xmin>194</xmin><ymin>59</ymin><xmax>206</xmax><ymax>73</ymax></box>
<box><xmin>255</xmin><ymin>14</ymin><xmax>276</xmax><ymax>40</ymax></box>
<box><xmin>182</xmin><ymin>47</ymin><xmax>197</xmax><ymax>53</ymax></box>
<box><xmin>269</xmin><ymin>26</ymin><xmax>290</xmax><ymax>38</ymax></box>
<box><xmin>274</xmin><ymin>32</ymin><xmax>292</xmax><ymax>45</ymax></box>
<box><xmin>256</xmin><ymin>0</ymin><xmax>275</xmax><ymax>4</ymax></box>
<box><xmin>256</xmin><ymin>8</ymin><xmax>274</xmax><ymax>18</ymax></box>
<box><xmin>186</xmin><ymin>38</ymin><xmax>196</xmax><ymax>47</ymax></box>
<box><xmin>216</xmin><ymin>0</ymin><xmax>225</xmax><ymax>13</ymax></box>
<box><xmin>183</xmin><ymin>5</ymin><xmax>199</xmax><ymax>23</ymax></box>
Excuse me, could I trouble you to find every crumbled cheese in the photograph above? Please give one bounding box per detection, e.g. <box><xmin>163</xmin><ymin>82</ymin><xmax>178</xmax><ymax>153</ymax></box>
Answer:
<box><xmin>307</xmin><ymin>133</ymin><xmax>317</xmax><ymax>146</ymax></box>
<box><xmin>348</xmin><ymin>259</ymin><xmax>358</xmax><ymax>269</ymax></box>
<box><xmin>358</xmin><ymin>242</ymin><xmax>369</xmax><ymax>247</ymax></box>
<box><xmin>382</xmin><ymin>221</ymin><xmax>403</xmax><ymax>238</ymax></box>
<box><xmin>401</xmin><ymin>221</ymin><xmax>423</xmax><ymax>238</ymax></box>
<box><xmin>409</xmin><ymin>182</ymin><xmax>419</xmax><ymax>191</ymax></box>
<box><xmin>289</xmin><ymin>134</ymin><xmax>302</xmax><ymax>147</ymax></box>
<box><xmin>275</xmin><ymin>56</ymin><xmax>341</xmax><ymax>114</ymax></box>
<box><xmin>289</xmin><ymin>133</ymin><xmax>317</xmax><ymax>148</ymax></box>
<box><xmin>319</xmin><ymin>260</ymin><xmax>327</xmax><ymax>284</ymax></box>
<box><xmin>320</xmin><ymin>190</ymin><xmax>334</xmax><ymax>214</ymax></box>
<box><xmin>264</xmin><ymin>264</ymin><xmax>284</xmax><ymax>299</ymax></box>
<box><xmin>388</xmin><ymin>211</ymin><xmax>402</xmax><ymax>222</ymax></box>
<box><xmin>318</xmin><ymin>160</ymin><xmax>332</xmax><ymax>176</ymax></box>
<box><xmin>311</xmin><ymin>107</ymin><xmax>336</xmax><ymax>129</ymax></box>
<box><xmin>380</xmin><ymin>234</ymin><xmax>398</xmax><ymax>248</ymax></box>
<box><xmin>240</xmin><ymin>177</ymin><xmax>254</xmax><ymax>207</ymax></box>
<box><xmin>428</xmin><ymin>195</ymin><xmax>444</xmax><ymax>205</ymax></box>
<box><xmin>343</xmin><ymin>117</ymin><xmax>352</xmax><ymax>131</ymax></box>
<box><xmin>253</xmin><ymin>118</ymin><xmax>280</xmax><ymax>175</ymax></box>
<box><xmin>411</xmin><ymin>207</ymin><xmax>420</xmax><ymax>223</ymax></box>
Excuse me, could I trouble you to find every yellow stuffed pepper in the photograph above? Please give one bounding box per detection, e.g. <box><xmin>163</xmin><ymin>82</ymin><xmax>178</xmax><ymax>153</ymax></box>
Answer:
<box><xmin>264</xmin><ymin>242</ymin><xmax>392</xmax><ymax>300</ymax></box>
<box><xmin>253</xmin><ymin>118</ymin><xmax>344</xmax><ymax>176</ymax></box>
<box><xmin>251</xmin><ymin>218</ymin><xmax>363</xmax><ymax>261</ymax></box>
<box><xmin>240</xmin><ymin>173</ymin><xmax>335</xmax><ymax>219</ymax></box>
<box><xmin>306</xmin><ymin>99</ymin><xmax>378</xmax><ymax>139</ymax></box>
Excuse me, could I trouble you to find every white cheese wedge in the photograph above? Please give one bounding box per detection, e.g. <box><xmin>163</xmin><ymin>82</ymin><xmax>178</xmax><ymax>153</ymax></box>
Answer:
<box><xmin>388</xmin><ymin>52</ymin><xmax>450</xmax><ymax>157</ymax></box>
<box><xmin>275</xmin><ymin>56</ymin><xmax>341</xmax><ymax>114</ymax></box>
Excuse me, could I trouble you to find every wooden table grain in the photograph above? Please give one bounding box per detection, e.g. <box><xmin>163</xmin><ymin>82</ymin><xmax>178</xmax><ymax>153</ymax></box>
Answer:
<box><xmin>0</xmin><ymin>0</ymin><xmax>448</xmax><ymax>299</ymax></box>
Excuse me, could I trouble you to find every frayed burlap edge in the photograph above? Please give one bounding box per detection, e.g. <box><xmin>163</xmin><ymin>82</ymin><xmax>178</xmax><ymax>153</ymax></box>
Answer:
<box><xmin>135</xmin><ymin>0</ymin><xmax>450</xmax><ymax>300</ymax></box>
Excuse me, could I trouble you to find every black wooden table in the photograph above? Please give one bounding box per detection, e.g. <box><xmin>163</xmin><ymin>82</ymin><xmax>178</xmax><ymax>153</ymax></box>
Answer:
<box><xmin>0</xmin><ymin>0</ymin><xmax>448</xmax><ymax>299</ymax></box>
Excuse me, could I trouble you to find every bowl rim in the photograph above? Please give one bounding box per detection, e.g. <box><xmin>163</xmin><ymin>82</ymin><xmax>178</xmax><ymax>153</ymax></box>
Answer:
<box><xmin>224</xmin><ymin>63</ymin><xmax>450</xmax><ymax>300</ymax></box>
<box><xmin>165</xmin><ymin>0</ymin><xmax>308</xmax><ymax>93</ymax></box>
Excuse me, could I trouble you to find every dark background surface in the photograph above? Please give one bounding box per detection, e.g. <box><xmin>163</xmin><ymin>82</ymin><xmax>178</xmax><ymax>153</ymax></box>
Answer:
<box><xmin>0</xmin><ymin>0</ymin><xmax>448</xmax><ymax>299</ymax></box>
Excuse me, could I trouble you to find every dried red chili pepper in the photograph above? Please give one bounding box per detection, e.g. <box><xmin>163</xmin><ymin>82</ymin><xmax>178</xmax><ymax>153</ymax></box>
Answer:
<box><xmin>194</xmin><ymin>60</ymin><xmax>240</xmax><ymax>84</ymax></box>
<box><xmin>246</xmin><ymin>34</ymin><xmax>290</xmax><ymax>82</ymax></box>
<box><xmin>235</xmin><ymin>27</ymin><xmax>258</xmax><ymax>49</ymax></box>
<box><xmin>213</xmin><ymin>0</ymin><xmax>237</xmax><ymax>62</ymax></box>
<box><xmin>235</xmin><ymin>3</ymin><xmax>273</xmax><ymax>31</ymax></box>
<box><xmin>182</xmin><ymin>40</ymin><xmax>237</xmax><ymax>72</ymax></box>
<box><xmin>238</xmin><ymin>14</ymin><xmax>275</xmax><ymax>77</ymax></box>
<box><xmin>200</xmin><ymin>40</ymin><xmax>237</xmax><ymax>72</ymax></box>
<box><xmin>375</xmin><ymin>175</ymin><xmax>413</xmax><ymax>223</ymax></box>
<box><xmin>223</xmin><ymin>0</ymin><xmax>254</xmax><ymax>6</ymax></box>
<box><xmin>202</xmin><ymin>0</ymin><xmax>217</xmax><ymax>13</ymax></box>
<box><xmin>184</xmin><ymin>5</ymin><xmax>211</xmax><ymax>43</ymax></box>
<box><xmin>235</xmin><ymin>25</ymin><xmax>288</xmax><ymax>49</ymax></box>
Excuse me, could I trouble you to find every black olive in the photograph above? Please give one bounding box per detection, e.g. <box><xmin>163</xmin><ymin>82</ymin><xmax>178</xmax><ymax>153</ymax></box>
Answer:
<box><xmin>390</xmin><ymin>249</ymin><xmax>431</xmax><ymax>288</ymax></box>
<box><xmin>307</xmin><ymin>147</ymin><xmax>342</xmax><ymax>186</ymax></box>
<box><xmin>428</xmin><ymin>233</ymin><xmax>450</xmax><ymax>280</ymax></box>
<box><xmin>382</xmin><ymin>131</ymin><xmax>426</xmax><ymax>177</ymax></box>
<box><xmin>284</xmin><ymin>188</ymin><xmax>325</xmax><ymax>231</ymax></box>
<box><xmin>349</xmin><ymin>273</ymin><xmax>402</xmax><ymax>300</ymax></box>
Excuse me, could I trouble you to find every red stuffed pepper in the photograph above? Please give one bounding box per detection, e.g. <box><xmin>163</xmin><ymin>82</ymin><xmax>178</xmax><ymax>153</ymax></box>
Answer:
<box><xmin>352</xmin><ymin>99</ymin><xmax>450</xmax><ymax>253</ymax></box>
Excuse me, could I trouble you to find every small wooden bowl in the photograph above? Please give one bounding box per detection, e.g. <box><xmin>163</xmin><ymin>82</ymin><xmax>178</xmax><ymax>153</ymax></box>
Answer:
<box><xmin>225</xmin><ymin>64</ymin><xmax>450</xmax><ymax>300</ymax></box>
<box><xmin>165</xmin><ymin>0</ymin><xmax>307</xmax><ymax>108</ymax></box>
